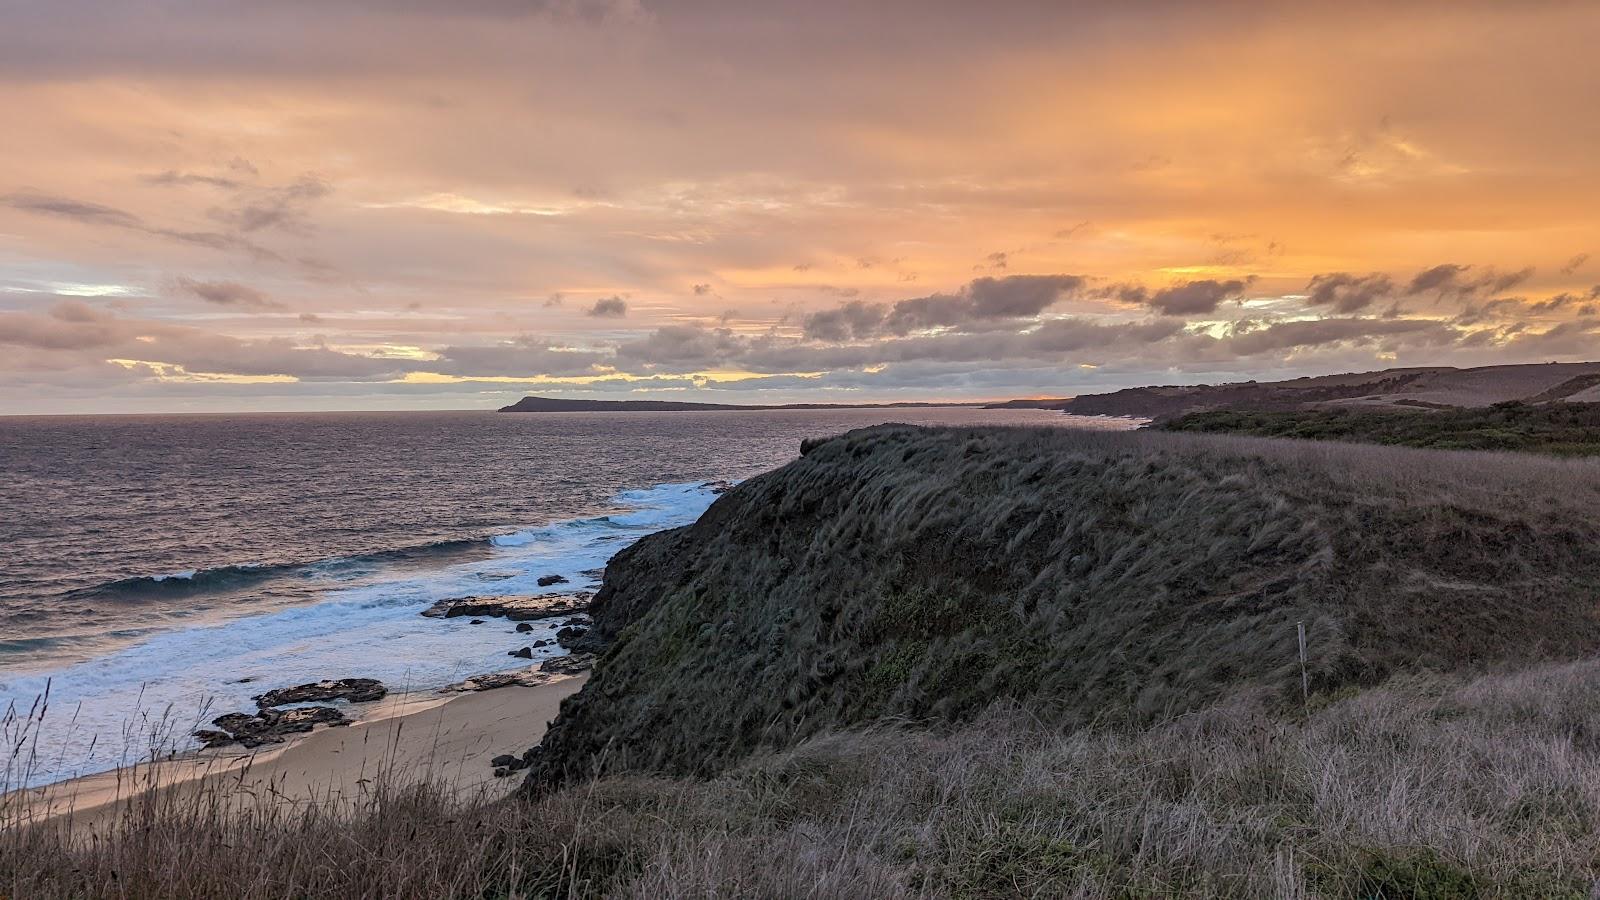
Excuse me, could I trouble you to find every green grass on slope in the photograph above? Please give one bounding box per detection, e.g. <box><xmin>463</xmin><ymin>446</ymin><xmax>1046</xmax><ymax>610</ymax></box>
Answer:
<box><xmin>1160</xmin><ymin>401</ymin><xmax>1600</xmax><ymax>455</ymax></box>
<box><xmin>528</xmin><ymin>424</ymin><xmax>1600</xmax><ymax>788</ymax></box>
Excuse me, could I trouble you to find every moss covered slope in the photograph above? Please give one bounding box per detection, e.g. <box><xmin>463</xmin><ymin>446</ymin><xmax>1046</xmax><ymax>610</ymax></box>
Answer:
<box><xmin>528</xmin><ymin>425</ymin><xmax>1600</xmax><ymax>788</ymax></box>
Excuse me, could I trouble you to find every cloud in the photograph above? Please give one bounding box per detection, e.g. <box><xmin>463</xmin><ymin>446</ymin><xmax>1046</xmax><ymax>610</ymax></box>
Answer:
<box><xmin>0</xmin><ymin>300</ymin><xmax>127</xmax><ymax>350</ymax></box>
<box><xmin>2</xmin><ymin>190</ymin><xmax>278</xmax><ymax>259</ymax></box>
<box><xmin>173</xmin><ymin>276</ymin><xmax>284</xmax><ymax>310</ymax></box>
<box><xmin>691</xmin><ymin>283</ymin><xmax>712</xmax><ymax>295</ymax></box>
<box><xmin>144</xmin><ymin>170</ymin><xmax>246</xmax><ymax>190</ymax></box>
<box><xmin>434</xmin><ymin>337</ymin><xmax>608</xmax><ymax>377</ymax></box>
<box><xmin>1221</xmin><ymin>317</ymin><xmax>1453</xmax><ymax>356</ymax></box>
<box><xmin>1109</xmin><ymin>278</ymin><xmax>1255</xmax><ymax>316</ymax></box>
<box><xmin>1406</xmin><ymin>263</ymin><xmax>1533</xmax><ymax>299</ymax></box>
<box><xmin>587</xmin><ymin>295</ymin><xmax>628</xmax><ymax>317</ymax></box>
<box><xmin>3</xmin><ymin>192</ymin><xmax>144</xmax><ymax>229</ymax></box>
<box><xmin>1145</xmin><ymin>278</ymin><xmax>1252</xmax><ymax>316</ymax></box>
<box><xmin>207</xmin><ymin>175</ymin><xmax>331</xmax><ymax>234</ymax></box>
<box><xmin>803</xmin><ymin>300</ymin><xmax>885</xmax><ymax>341</ymax></box>
<box><xmin>1305</xmin><ymin>272</ymin><xmax>1397</xmax><ymax>313</ymax></box>
<box><xmin>1561</xmin><ymin>253</ymin><xmax>1590</xmax><ymax>276</ymax></box>
<box><xmin>804</xmin><ymin>274</ymin><xmax>1087</xmax><ymax>340</ymax></box>
<box><xmin>613</xmin><ymin>324</ymin><xmax>750</xmax><ymax>371</ymax></box>
<box><xmin>0</xmin><ymin>300</ymin><xmax>412</xmax><ymax>379</ymax></box>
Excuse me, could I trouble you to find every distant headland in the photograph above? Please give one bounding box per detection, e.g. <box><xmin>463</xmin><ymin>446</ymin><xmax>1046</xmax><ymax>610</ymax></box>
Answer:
<box><xmin>497</xmin><ymin>396</ymin><xmax>985</xmax><ymax>412</ymax></box>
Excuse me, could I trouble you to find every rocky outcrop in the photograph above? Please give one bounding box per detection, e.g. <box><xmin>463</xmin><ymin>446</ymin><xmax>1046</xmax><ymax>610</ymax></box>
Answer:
<box><xmin>537</xmin><ymin>574</ymin><xmax>569</xmax><ymax>587</ymax></box>
<box><xmin>253</xmin><ymin>678</ymin><xmax>387</xmax><ymax>708</ymax></box>
<box><xmin>420</xmin><ymin>593</ymin><xmax>591</xmax><ymax>621</ymax></box>
<box><xmin>195</xmin><ymin>706</ymin><xmax>347</xmax><ymax>749</ymax></box>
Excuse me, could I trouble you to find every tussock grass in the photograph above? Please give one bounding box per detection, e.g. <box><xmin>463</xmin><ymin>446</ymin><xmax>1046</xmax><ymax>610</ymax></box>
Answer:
<box><xmin>8</xmin><ymin>658</ymin><xmax>1600</xmax><ymax>897</ymax></box>
<box><xmin>536</xmin><ymin>425</ymin><xmax>1600</xmax><ymax>786</ymax></box>
<box><xmin>1162</xmin><ymin>401</ymin><xmax>1600</xmax><ymax>455</ymax></box>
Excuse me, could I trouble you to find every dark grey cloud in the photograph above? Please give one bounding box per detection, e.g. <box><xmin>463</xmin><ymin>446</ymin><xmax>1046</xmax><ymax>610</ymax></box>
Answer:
<box><xmin>1222</xmin><ymin>317</ymin><xmax>1452</xmax><ymax>356</ymax></box>
<box><xmin>1406</xmin><ymin>263</ymin><xmax>1533</xmax><ymax>299</ymax></box>
<box><xmin>144</xmin><ymin>171</ymin><xmax>246</xmax><ymax>190</ymax></box>
<box><xmin>208</xmin><ymin>175</ymin><xmax>331</xmax><ymax>234</ymax></box>
<box><xmin>174</xmin><ymin>276</ymin><xmax>284</xmax><ymax>310</ymax></box>
<box><xmin>1561</xmin><ymin>253</ymin><xmax>1589</xmax><ymax>276</ymax></box>
<box><xmin>613</xmin><ymin>324</ymin><xmax>750</xmax><ymax>371</ymax></box>
<box><xmin>3</xmin><ymin>190</ymin><xmax>279</xmax><ymax>259</ymax></box>
<box><xmin>966</xmin><ymin>275</ymin><xmax>1086</xmax><ymax>317</ymax></box>
<box><xmin>1109</xmin><ymin>277</ymin><xmax>1254</xmax><ymax>316</ymax></box>
<box><xmin>804</xmin><ymin>274</ymin><xmax>1087</xmax><ymax>340</ymax></box>
<box><xmin>3</xmin><ymin>192</ymin><xmax>142</xmax><ymax>228</ymax></box>
<box><xmin>1407</xmin><ymin>263</ymin><xmax>1470</xmax><ymax>295</ymax></box>
<box><xmin>1305</xmin><ymin>272</ymin><xmax>1396</xmax><ymax>313</ymax></box>
<box><xmin>1145</xmin><ymin>278</ymin><xmax>1251</xmax><ymax>316</ymax></box>
<box><xmin>0</xmin><ymin>300</ymin><xmax>127</xmax><ymax>350</ymax></box>
<box><xmin>803</xmin><ymin>299</ymin><xmax>885</xmax><ymax>341</ymax></box>
<box><xmin>587</xmin><ymin>295</ymin><xmax>628</xmax><ymax>317</ymax></box>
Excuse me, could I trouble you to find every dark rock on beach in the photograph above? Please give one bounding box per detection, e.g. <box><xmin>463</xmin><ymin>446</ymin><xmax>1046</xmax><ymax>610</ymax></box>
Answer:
<box><xmin>420</xmin><ymin>594</ymin><xmax>592</xmax><ymax>622</ymax></box>
<box><xmin>537</xmin><ymin>574</ymin><xmax>569</xmax><ymax>587</ymax></box>
<box><xmin>539</xmin><ymin>653</ymin><xmax>595</xmax><ymax>676</ymax></box>
<box><xmin>509</xmin><ymin>646</ymin><xmax>534</xmax><ymax>659</ymax></box>
<box><xmin>555</xmin><ymin>625</ymin><xmax>589</xmax><ymax>647</ymax></box>
<box><xmin>195</xmin><ymin>705</ymin><xmax>347</xmax><ymax>749</ymax></box>
<box><xmin>515</xmin><ymin>622</ymin><xmax>535</xmax><ymax>633</ymax></box>
<box><xmin>490</xmin><ymin>751</ymin><xmax>530</xmax><ymax>776</ymax></box>
<box><xmin>532</xmin><ymin>639</ymin><xmax>551</xmax><ymax>648</ymax></box>
<box><xmin>440</xmin><ymin>669</ymin><xmax>546</xmax><ymax>693</ymax></box>
<box><xmin>253</xmin><ymin>678</ymin><xmax>387</xmax><ymax>708</ymax></box>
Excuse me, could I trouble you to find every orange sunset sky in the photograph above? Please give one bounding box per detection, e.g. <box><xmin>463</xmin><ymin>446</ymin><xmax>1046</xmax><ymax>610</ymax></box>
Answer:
<box><xmin>2</xmin><ymin>0</ymin><xmax>1599</xmax><ymax>412</ymax></box>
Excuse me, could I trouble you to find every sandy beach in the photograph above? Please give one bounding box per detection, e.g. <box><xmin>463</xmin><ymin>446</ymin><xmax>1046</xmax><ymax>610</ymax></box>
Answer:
<box><xmin>10</xmin><ymin>674</ymin><xmax>586</xmax><ymax>831</ymax></box>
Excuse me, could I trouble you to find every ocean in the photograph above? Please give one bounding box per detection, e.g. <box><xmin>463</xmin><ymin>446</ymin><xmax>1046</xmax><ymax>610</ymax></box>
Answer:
<box><xmin>0</xmin><ymin>407</ymin><xmax>1127</xmax><ymax>786</ymax></box>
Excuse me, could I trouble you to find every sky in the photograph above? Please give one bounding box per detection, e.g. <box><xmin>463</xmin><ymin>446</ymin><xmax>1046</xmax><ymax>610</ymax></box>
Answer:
<box><xmin>2</xmin><ymin>1</ymin><xmax>1599</xmax><ymax>414</ymax></box>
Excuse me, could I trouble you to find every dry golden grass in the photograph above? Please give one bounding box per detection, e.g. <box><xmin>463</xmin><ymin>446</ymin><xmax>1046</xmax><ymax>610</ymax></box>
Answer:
<box><xmin>8</xmin><ymin>656</ymin><xmax>1600</xmax><ymax>897</ymax></box>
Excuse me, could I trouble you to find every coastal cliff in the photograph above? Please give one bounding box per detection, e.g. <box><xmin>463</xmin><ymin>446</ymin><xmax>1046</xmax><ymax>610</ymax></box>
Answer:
<box><xmin>526</xmin><ymin>424</ymin><xmax>1600</xmax><ymax>788</ymax></box>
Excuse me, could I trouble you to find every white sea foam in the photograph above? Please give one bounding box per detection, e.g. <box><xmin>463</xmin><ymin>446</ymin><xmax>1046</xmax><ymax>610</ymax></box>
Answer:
<box><xmin>151</xmin><ymin>570</ymin><xmax>198</xmax><ymax>581</ymax></box>
<box><xmin>0</xmin><ymin>481</ymin><xmax>722</xmax><ymax>789</ymax></box>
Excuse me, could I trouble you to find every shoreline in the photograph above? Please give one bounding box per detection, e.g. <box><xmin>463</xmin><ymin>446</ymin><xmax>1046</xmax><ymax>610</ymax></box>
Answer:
<box><xmin>6</xmin><ymin>673</ymin><xmax>586</xmax><ymax>831</ymax></box>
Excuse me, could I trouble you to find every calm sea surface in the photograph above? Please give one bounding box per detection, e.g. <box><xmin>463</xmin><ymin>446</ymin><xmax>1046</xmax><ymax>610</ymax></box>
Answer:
<box><xmin>0</xmin><ymin>407</ymin><xmax>1127</xmax><ymax>784</ymax></box>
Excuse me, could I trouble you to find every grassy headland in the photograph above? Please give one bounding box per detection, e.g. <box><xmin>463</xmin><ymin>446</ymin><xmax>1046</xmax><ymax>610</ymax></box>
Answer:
<box><xmin>10</xmin><ymin>425</ymin><xmax>1600</xmax><ymax>897</ymax></box>
<box><xmin>1161</xmin><ymin>401</ymin><xmax>1600</xmax><ymax>455</ymax></box>
<box><xmin>530</xmin><ymin>424</ymin><xmax>1600</xmax><ymax>786</ymax></box>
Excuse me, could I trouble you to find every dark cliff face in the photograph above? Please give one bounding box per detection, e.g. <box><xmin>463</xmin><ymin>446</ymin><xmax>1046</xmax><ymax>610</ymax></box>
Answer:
<box><xmin>524</xmin><ymin>425</ymin><xmax>1600</xmax><ymax>791</ymax></box>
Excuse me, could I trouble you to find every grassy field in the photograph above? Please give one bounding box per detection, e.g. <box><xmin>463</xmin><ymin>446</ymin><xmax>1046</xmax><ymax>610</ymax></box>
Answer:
<box><xmin>1160</xmin><ymin>401</ymin><xmax>1600</xmax><ymax>455</ymax></box>
<box><xmin>9</xmin><ymin>657</ymin><xmax>1600</xmax><ymax>897</ymax></box>
<box><xmin>10</xmin><ymin>425</ymin><xmax>1600</xmax><ymax>897</ymax></box>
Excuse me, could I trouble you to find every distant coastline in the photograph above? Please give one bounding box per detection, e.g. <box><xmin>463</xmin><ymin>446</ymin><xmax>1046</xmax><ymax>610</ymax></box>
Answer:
<box><xmin>497</xmin><ymin>396</ymin><xmax>989</xmax><ymax>412</ymax></box>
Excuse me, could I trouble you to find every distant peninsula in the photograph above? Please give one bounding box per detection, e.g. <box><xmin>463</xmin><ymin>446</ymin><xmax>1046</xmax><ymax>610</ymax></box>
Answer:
<box><xmin>498</xmin><ymin>396</ymin><xmax>982</xmax><ymax>412</ymax></box>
